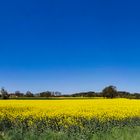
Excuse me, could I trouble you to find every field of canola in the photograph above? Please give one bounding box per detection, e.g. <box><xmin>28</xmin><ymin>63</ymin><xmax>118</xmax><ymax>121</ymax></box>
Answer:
<box><xmin>0</xmin><ymin>99</ymin><xmax>140</xmax><ymax>133</ymax></box>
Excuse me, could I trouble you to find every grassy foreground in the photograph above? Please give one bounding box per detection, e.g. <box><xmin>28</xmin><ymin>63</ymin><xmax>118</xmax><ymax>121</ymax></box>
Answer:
<box><xmin>0</xmin><ymin>126</ymin><xmax>140</xmax><ymax>140</ymax></box>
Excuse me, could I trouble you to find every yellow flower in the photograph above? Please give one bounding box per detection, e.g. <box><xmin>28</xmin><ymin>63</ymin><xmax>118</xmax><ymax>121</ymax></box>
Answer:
<box><xmin>0</xmin><ymin>99</ymin><xmax>139</xmax><ymax>127</ymax></box>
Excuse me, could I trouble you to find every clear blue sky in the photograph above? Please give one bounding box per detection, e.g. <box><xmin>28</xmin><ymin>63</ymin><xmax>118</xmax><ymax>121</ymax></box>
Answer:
<box><xmin>0</xmin><ymin>0</ymin><xmax>140</xmax><ymax>94</ymax></box>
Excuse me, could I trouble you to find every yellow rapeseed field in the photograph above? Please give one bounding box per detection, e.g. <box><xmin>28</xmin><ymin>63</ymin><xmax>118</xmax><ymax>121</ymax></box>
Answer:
<box><xmin>0</xmin><ymin>99</ymin><xmax>140</xmax><ymax>124</ymax></box>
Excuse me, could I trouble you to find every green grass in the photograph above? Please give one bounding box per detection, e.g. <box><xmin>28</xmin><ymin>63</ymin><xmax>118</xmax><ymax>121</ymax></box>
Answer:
<box><xmin>91</xmin><ymin>126</ymin><xmax>140</xmax><ymax>140</ymax></box>
<box><xmin>0</xmin><ymin>126</ymin><xmax>140</xmax><ymax>140</ymax></box>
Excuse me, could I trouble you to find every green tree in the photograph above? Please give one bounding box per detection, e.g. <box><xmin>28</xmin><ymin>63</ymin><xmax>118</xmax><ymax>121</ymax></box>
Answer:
<box><xmin>15</xmin><ymin>91</ymin><xmax>24</xmax><ymax>97</ymax></box>
<box><xmin>25</xmin><ymin>91</ymin><xmax>34</xmax><ymax>97</ymax></box>
<box><xmin>1</xmin><ymin>87</ymin><xmax>9</xmax><ymax>99</ymax></box>
<box><xmin>101</xmin><ymin>86</ymin><xmax>118</xmax><ymax>98</ymax></box>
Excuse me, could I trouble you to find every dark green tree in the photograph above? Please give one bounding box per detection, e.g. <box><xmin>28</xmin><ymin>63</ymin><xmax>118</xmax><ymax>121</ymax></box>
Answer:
<box><xmin>101</xmin><ymin>86</ymin><xmax>118</xmax><ymax>98</ymax></box>
<box><xmin>39</xmin><ymin>91</ymin><xmax>52</xmax><ymax>97</ymax></box>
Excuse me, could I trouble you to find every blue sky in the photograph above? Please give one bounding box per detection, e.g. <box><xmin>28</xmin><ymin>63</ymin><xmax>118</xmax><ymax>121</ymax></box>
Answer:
<box><xmin>0</xmin><ymin>0</ymin><xmax>140</xmax><ymax>94</ymax></box>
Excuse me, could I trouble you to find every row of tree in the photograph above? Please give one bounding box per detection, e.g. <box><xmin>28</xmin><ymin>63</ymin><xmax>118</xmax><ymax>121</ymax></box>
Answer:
<box><xmin>72</xmin><ymin>86</ymin><xmax>140</xmax><ymax>99</ymax></box>
<box><xmin>0</xmin><ymin>86</ymin><xmax>140</xmax><ymax>99</ymax></box>
<box><xmin>0</xmin><ymin>88</ymin><xmax>61</xmax><ymax>99</ymax></box>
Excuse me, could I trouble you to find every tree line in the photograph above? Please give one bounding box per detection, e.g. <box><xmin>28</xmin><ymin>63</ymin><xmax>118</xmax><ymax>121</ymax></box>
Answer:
<box><xmin>71</xmin><ymin>86</ymin><xmax>140</xmax><ymax>99</ymax></box>
<box><xmin>0</xmin><ymin>86</ymin><xmax>140</xmax><ymax>99</ymax></box>
<box><xmin>0</xmin><ymin>88</ymin><xmax>61</xmax><ymax>99</ymax></box>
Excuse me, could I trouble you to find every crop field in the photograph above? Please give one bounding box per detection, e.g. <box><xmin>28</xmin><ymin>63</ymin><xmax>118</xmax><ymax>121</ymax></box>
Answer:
<box><xmin>0</xmin><ymin>99</ymin><xmax>140</xmax><ymax>140</ymax></box>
